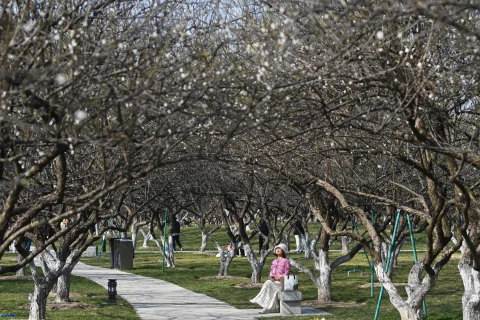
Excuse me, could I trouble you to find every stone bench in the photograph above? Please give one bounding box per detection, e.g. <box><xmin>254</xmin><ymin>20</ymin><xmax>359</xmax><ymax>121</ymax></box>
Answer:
<box><xmin>279</xmin><ymin>290</ymin><xmax>302</xmax><ymax>316</ymax></box>
<box><xmin>81</xmin><ymin>246</ymin><xmax>98</xmax><ymax>258</ymax></box>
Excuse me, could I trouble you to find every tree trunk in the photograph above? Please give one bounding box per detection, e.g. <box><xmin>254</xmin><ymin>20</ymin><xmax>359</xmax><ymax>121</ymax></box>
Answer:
<box><xmin>317</xmin><ymin>249</ymin><xmax>332</xmax><ymax>301</ymax></box>
<box><xmin>140</xmin><ymin>228</ymin><xmax>149</xmax><ymax>247</ymax></box>
<box><xmin>95</xmin><ymin>223</ymin><xmax>100</xmax><ymax>236</ymax></box>
<box><xmin>163</xmin><ymin>236</ymin><xmax>175</xmax><ymax>267</ymax></box>
<box><xmin>304</xmin><ymin>232</ymin><xmax>312</xmax><ymax>259</ymax></box>
<box><xmin>29</xmin><ymin>278</ymin><xmax>55</xmax><ymax>320</ymax></box>
<box><xmin>218</xmin><ymin>251</ymin><xmax>234</xmax><ymax>276</ymax></box>
<box><xmin>459</xmin><ymin>261</ymin><xmax>480</xmax><ymax>320</ymax></box>
<box><xmin>16</xmin><ymin>253</ymin><xmax>26</xmax><ymax>276</ymax></box>
<box><xmin>213</xmin><ymin>238</ymin><xmax>233</xmax><ymax>276</ymax></box>
<box><xmin>55</xmin><ymin>263</ymin><xmax>77</xmax><ymax>302</ymax></box>
<box><xmin>131</xmin><ymin>225</ymin><xmax>138</xmax><ymax>251</ymax></box>
<box><xmin>200</xmin><ymin>231</ymin><xmax>208</xmax><ymax>252</ymax></box>
<box><xmin>28</xmin><ymin>253</ymin><xmax>66</xmax><ymax>320</ymax></box>
<box><xmin>375</xmin><ymin>263</ymin><xmax>422</xmax><ymax>320</ymax></box>
<box><xmin>141</xmin><ymin>230</ymin><xmax>161</xmax><ymax>249</ymax></box>
<box><xmin>244</xmin><ymin>244</ymin><xmax>266</xmax><ymax>284</ymax></box>
<box><xmin>341</xmin><ymin>236</ymin><xmax>350</xmax><ymax>254</ymax></box>
<box><xmin>392</xmin><ymin>238</ymin><xmax>406</xmax><ymax>268</ymax></box>
<box><xmin>250</xmin><ymin>261</ymin><xmax>263</xmax><ymax>284</ymax></box>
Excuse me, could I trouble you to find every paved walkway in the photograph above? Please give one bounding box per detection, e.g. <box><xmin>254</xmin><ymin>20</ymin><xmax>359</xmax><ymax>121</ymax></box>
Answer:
<box><xmin>72</xmin><ymin>262</ymin><xmax>330</xmax><ymax>320</ymax></box>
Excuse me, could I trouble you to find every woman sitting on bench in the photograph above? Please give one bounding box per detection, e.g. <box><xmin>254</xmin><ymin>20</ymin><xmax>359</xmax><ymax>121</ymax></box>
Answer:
<box><xmin>250</xmin><ymin>243</ymin><xmax>290</xmax><ymax>314</ymax></box>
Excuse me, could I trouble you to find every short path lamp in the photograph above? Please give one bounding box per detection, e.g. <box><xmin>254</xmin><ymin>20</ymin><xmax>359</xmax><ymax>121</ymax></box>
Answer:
<box><xmin>108</xmin><ymin>279</ymin><xmax>117</xmax><ymax>304</ymax></box>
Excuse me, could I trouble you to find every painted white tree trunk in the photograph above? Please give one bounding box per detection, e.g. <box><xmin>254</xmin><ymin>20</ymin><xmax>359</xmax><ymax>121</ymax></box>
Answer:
<box><xmin>29</xmin><ymin>275</ymin><xmax>56</xmax><ymax>320</ymax></box>
<box><xmin>95</xmin><ymin>223</ymin><xmax>100</xmax><ymax>235</ymax></box>
<box><xmin>161</xmin><ymin>236</ymin><xmax>175</xmax><ymax>268</ymax></box>
<box><xmin>212</xmin><ymin>238</ymin><xmax>233</xmax><ymax>276</ymax></box>
<box><xmin>131</xmin><ymin>225</ymin><xmax>138</xmax><ymax>251</ymax></box>
<box><xmin>374</xmin><ymin>263</ymin><xmax>424</xmax><ymax>320</ymax></box>
<box><xmin>459</xmin><ymin>261</ymin><xmax>480</xmax><ymax>320</ymax></box>
<box><xmin>218</xmin><ymin>249</ymin><xmax>234</xmax><ymax>276</ymax></box>
<box><xmin>200</xmin><ymin>232</ymin><xmax>208</xmax><ymax>252</ymax></box>
<box><xmin>141</xmin><ymin>230</ymin><xmax>161</xmax><ymax>249</ymax></box>
<box><xmin>244</xmin><ymin>244</ymin><xmax>267</xmax><ymax>284</ymax></box>
<box><xmin>317</xmin><ymin>249</ymin><xmax>332</xmax><ymax>301</ymax></box>
<box><xmin>341</xmin><ymin>236</ymin><xmax>350</xmax><ymax>254</ymax></box>
<box><xmin>29</xmin><ymin>253</ymin><xmax>61</xmax><ymax>320</ymax></box>
<box><xmin>29</xmin><ymin>250</ymin><xmax>80</xmax><ymax>319</ymax></box>
<box><xmin>140</xmin><ymin>228</ymin><xmax>149</xmax><ymax>247</ymax></box>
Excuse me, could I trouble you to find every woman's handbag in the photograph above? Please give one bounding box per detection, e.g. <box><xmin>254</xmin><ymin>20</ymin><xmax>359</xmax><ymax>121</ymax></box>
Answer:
<box><xmin>280</xmin><ymin>272</ymin><xmax>299</xmax><ymax>291</ymax></box>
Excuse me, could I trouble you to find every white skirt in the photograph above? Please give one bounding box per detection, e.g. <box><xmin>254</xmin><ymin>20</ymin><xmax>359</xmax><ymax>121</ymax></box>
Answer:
<box><xmin>249</xmin><ymin>279</ymin><xmax>281</xmax><ymax>310</ymax></box>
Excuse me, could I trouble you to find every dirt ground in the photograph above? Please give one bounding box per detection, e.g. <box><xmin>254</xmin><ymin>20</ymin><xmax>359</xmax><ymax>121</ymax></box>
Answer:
<box><xmin>301</xmin><ymin>300</ymin><xmax>365</xmax><ymax>308</ymax></box>
<box><xmin>1</xmin><ymin>275</ymin><xmax>33</xmax><ymax>280</ymax></box>
<box><xmin>44</xmin><ymin>301</ymin><xmax>93</xmax><ymax>311</ymax></box>
<box><xmin>18</xmin><ymin>293</ymin><xmax>97</xmax><ymax>311</ymax></box>
<box><xmin>359</xmin><ymin>282</ymin><xmax>407</xmax><ymax>288</ymax></box>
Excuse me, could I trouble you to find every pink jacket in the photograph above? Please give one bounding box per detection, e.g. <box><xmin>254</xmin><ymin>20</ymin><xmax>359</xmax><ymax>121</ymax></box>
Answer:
<box><xmin>269</xmin><ymin>257</ymin><xmax>290</xmax><ymax>278</ymax></box>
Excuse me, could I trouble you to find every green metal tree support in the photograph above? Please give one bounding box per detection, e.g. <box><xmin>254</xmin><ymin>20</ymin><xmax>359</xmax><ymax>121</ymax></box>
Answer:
<box><xmin>374</xmin><ymin>209</ymin><xmax>401</xmax><ymax>320</ymax></box>
<box><xmin>374</xmin><ymin>210</ymin><xmax>428</xmax><ymax>319</ymax></box>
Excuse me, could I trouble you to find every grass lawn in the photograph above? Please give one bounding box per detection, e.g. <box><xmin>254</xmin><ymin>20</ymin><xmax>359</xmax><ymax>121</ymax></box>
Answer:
<box><xmin>1</xmin><ymin>223</ymin><xmax>464</xmax><ymax>320</ymax></box>
<box><xmin>87</xmin><ymin>224</ymin><xmax>463</xmax><ymax>320</ymax></box>
<box><xmin>0</xmin><ymin>254</ymin><xmax>139</xmax><ymax>320</ymax></box>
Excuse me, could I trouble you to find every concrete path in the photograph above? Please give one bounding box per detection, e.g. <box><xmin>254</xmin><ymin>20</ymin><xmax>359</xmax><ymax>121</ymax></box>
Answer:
<box><xmin>72</xmin><ymin>262</ymin><xmax>330</xmax><ymax>320</ymax></box>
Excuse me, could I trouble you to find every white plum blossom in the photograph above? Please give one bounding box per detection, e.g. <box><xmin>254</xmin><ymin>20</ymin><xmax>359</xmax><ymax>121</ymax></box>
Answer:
<box><xmin>23</xmin><ymin>20</ymin><xmax>35</xmax><ymax>32</ymax></box>
<box><xmin>55</xmin><ymin>74</ymin><xmax>68</xmax><ymax>85</ymax></box>
<box><xmin>376</xmin><ymin>31</ymin><xmax>384</xmax><ymax>40</ymax></box>
<box><xmin>73</xmin><ymin>110</ymin><xmax>88</xmax><ymax>124</ymax></box>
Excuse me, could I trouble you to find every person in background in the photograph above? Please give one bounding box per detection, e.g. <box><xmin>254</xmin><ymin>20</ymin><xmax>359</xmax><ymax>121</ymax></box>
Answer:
<box><xmin>258</xmin><ymin>219</ymin><xmax>269</xmax><ymax>254</ymax></box>
<box><xmin>60</xmin><ymin>218</ymin><xmax>69</xmax><ymax>230</ymax></box>
<box><xmin>233</xmin><ymin>233</ymin><xmax>246</xmax><ymax>256</ymax></box>
<box><xmin>173</xmin><ymin>218</ymin><xmax>183</xmax><ymax>251</ymax></box>
<box><xmin>249</xmin><ymin>243</ymin><xmax>290</xmax><ymax>314</ymax></box>
<box><xmin>293</xmin><ymin>220</ymin><xmax>305</xmax><ymax>253</ymax></box>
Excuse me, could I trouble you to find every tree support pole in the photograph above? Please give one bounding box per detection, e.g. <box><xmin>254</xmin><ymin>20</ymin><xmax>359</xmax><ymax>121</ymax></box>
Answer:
<box><xmin>407</xmin><ymin>214</ymin><xmax>428</xmax><ymax>319</ymax></box>
<box><xmin>374</xmin><ymin>209</ymin><xmax>401</xmax><ymax>320</ymax></box>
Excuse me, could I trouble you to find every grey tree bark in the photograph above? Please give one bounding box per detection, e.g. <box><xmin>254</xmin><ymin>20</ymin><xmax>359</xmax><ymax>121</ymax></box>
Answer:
<box><xmin>459</xmin><ymin>261</ymin><xmax>480</xmax><ymax>320</ymax></box>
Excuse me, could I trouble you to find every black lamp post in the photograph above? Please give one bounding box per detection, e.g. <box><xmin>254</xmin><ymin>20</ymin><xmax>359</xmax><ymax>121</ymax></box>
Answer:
<box><xmin>108</xmin><ymin>279</ymin><xmax>117</xmax><ymax>304</ymax></box>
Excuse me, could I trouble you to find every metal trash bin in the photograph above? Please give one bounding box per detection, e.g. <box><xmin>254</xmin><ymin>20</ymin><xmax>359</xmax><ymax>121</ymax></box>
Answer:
<box><xmin>113</xmin><ymin>238</ymin><xmax>134</xmax><ymax>270</ymax></box>
<box><xmin>108</xmin><ymin>238</ymin><xmax>118</xmax><ymax>269</ymax></box>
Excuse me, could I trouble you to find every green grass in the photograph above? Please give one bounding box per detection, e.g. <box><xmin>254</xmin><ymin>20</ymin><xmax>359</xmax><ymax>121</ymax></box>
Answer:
<box><xmin>1</xmin><ymin>224</ymin><xmax>464</xmax><ymax>320</ymax></box>
<box><xmin>0</xmin><ymin>254</ymin><xmax>139</xmax><ymax>320</ymax></box>
<box><xmin>86</xmin><ymin>223</ymin><xmax>463</xmax><ymax>320</ymax></box>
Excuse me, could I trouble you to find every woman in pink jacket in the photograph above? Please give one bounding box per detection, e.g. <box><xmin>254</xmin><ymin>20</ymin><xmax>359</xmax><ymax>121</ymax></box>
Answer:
<box><xmin>250</xmin><ymin>243</ymin><xmax>290</xmax><ymax>314</ymax></box>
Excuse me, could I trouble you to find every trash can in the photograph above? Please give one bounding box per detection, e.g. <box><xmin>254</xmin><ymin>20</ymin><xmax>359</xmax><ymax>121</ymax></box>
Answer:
<box><xmin>108</xmin><ymin>238</ymin><xmax>118</xmax><ymax>269</ymax></box>
<box><xmin>113</xmin><ymin>238</ymin><xmax>134</xmax><ymax>270</ymax></box>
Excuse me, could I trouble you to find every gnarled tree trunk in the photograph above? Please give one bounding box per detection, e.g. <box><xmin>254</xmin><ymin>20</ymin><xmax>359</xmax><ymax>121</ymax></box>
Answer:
<box><xmin>244</xmin><ymin>244</ymin><xmax>268</xmax><ymax>284</ymax></box>
<box><xmin>29</xmin><ymin>275</ymin><xmax>57</xmax><ymax>320</ymax></box>
<box><xmin>375</xmin><ymin>263</ymin><xmax>425</xmax><ymax>320</ymax></box>
<box><xmin>459</xmin><ymin>261</ymin><xmax>480</xmax><ymax>320</ymax></box>
<box><xmin>317</xmin><ymin>249</ymin><xmax>332</xmax><ymax>301</ymax></box>
<box><xmin>55</xmin><ymin>262</ymin><xmax>77</xmax><ymax>302</ymax></box>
